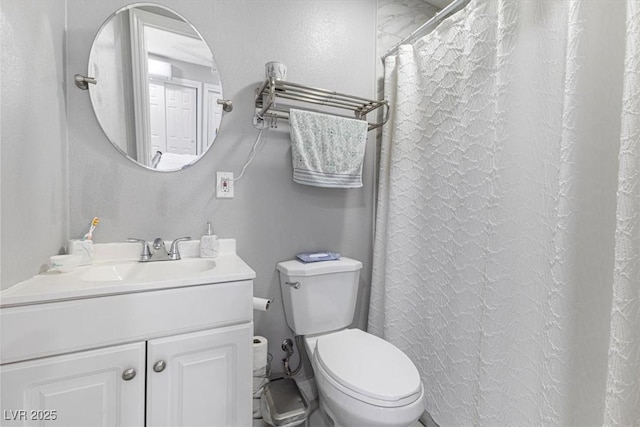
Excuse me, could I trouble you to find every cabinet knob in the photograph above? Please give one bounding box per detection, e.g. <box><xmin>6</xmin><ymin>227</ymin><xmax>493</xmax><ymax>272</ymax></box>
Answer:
<box><xmin>122</xmin><ymin>368</ymin><xmax>136</xmax><ymax>381</ymax></box>
<box><xmin>153</xmin><ymin>360</ymin><xmax>167</xmax><ymax>373</ymax></box>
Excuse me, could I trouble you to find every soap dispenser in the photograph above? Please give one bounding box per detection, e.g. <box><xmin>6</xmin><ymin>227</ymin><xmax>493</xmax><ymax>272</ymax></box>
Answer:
<box><xmin>200</xmin><ymin>222</ymin><xmax>219</xmax><ymax>258</ymax></box>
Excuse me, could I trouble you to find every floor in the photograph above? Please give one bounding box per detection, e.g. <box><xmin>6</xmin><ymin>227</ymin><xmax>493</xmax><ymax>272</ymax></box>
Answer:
<box><xmin>252</xmin><ymin>408</ymin><xmax>330</xmax><ymax>427</ymax></box>
<box><xmin>254</xmin><ymin>407</ymin><xmax>432</xmax><ymax>427</ymax></box>
<box><xmin>253</xmin><ymin>410</ymin><xmax>425</xmax><ymax>427</ymax></box>
<box><xmin>252</xmin><ymin>375</ymin><xmax>437</xmax><ymax>427</ymax></box>
<box><xmin>422</xmin><ymin>411</ymin><xmax>439</xmax><ymax>427</ymax></box>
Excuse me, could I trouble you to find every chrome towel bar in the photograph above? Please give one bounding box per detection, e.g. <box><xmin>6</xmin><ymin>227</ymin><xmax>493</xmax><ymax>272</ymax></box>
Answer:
<box><xmin>255</xmin><ymin>79</ymin><xmax>389</xmax><ymax>131</ymax></box>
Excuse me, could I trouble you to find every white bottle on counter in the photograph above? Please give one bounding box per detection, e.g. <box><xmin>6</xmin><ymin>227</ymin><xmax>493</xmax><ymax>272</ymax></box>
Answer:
<box><xmin>200</xmin><ymin>222</ymin><xmax>219</xmax><ymax>258</ymax></box>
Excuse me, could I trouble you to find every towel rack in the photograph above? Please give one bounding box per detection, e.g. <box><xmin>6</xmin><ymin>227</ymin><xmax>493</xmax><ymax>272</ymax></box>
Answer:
<box><xmin>255</xmin><ymin>79</ymin><xmax>389</xmax><ymax>131</ymax></box>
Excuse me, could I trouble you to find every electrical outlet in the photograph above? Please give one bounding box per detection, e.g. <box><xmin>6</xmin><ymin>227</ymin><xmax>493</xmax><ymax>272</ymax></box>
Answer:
<box><xmin>216</xmin><ymin>172</ymin><xmax>234</xmax><ymax>198</ymax></box>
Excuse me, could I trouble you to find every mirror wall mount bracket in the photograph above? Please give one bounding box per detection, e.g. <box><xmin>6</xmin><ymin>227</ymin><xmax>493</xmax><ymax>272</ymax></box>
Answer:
<box><xmin>74</xmin><ymin>74</ymin><xmax>97</xmax><ymax>90</ymax></box>
<box><xmin>217</xmin><ymin>99</ymin><xmax>233</xmax><ymax>113</ymax></box>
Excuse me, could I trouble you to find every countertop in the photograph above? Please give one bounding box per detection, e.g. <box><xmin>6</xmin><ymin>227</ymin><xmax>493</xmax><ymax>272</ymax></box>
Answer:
<box><xmin>0</xmin><ymin>239</ymin><xmax>255</xmax><ymax>307</ymax></box>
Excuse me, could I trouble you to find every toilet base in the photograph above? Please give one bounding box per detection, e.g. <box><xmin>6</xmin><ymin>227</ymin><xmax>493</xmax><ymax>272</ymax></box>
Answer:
<box><xmin>314</xmin><ymin>368</ymin><xmax>425</xmax><ymax>427</ymax></box>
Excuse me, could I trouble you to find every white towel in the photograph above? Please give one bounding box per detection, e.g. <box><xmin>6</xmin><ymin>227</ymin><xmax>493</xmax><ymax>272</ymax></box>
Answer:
<box><xmin>289</xmin><ymin>109</ymin><xmax>368</xmax><ymax>188</ymax></box>
<box><xmin>155</xmin><ymin>152</ymin><xmax>198</xmax><ymax>170</ymax></box>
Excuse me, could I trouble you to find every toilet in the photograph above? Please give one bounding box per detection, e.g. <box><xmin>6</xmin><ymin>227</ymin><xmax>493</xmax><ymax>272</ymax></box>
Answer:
<box><xmin>277</xmin><ymin>257</ymin><xmax>425</xmax><ymax>427</ymax></box>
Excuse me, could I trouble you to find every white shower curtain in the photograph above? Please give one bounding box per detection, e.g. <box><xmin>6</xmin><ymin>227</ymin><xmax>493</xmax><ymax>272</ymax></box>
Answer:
<box><xmin>369</xmin><ymin>0</ymin><xmax>639</xmax><ymax>426</ymax></box>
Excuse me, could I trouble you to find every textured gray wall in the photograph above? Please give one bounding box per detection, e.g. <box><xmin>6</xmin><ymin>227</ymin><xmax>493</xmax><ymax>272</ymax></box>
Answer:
<box><xmin>1</xmin><ymin>0</ymin><xmax>68</xmax><ymax>288</ymax></box>
<box><xmin>1</xmin><ymin>0</ymin><xmax>376</xmax><ymax>369</ymax></box>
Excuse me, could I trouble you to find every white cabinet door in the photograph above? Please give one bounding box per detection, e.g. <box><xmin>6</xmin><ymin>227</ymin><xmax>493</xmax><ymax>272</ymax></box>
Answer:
<box><xmin>146</xmin><ymin>323</ymin><xmax>252</xmax><ymax>427</ymax></box>
<box><xmin>0</xmin><ymin>342</ymin><xmax>145</xmax><ymax>427</ymax></box>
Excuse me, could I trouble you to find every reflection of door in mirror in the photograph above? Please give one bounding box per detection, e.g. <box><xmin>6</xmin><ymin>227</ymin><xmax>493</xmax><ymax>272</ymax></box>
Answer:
<box><xmin>148</xmin><ymin>81</ymin><xmax>166</xmax><ymax>156</ymax></box>
<box><xmin>130</xmin><ymin>8</ymin><xmax>216</xmax><ymax>169</ymax></box>
<box><xmin>148</xmin><ymin>79</ymin><xmax>199</xmax><ymax>158</ymax></box>
<box><xmin>203</xmin><ymin>84</ymin><xmax>223</xmax><ymax>151</ymax></box>
<box><xmin>165</xmin><ymin>82</ymin><xmax>197</xmax><ymax>155</ymax></box>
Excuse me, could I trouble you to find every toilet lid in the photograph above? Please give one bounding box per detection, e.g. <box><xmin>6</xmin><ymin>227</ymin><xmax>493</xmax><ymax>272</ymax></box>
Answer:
<box><xmin>315</xmin><ymin>329</ymin><xmax>422</xmax><ymax>404</ymax></box>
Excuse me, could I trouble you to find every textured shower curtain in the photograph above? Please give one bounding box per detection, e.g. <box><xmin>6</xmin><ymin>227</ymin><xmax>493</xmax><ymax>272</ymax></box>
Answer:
<box><xmin>369</xmin><ymin>0</ymin><xmax>639</xmax><ymax>426</ymax></box>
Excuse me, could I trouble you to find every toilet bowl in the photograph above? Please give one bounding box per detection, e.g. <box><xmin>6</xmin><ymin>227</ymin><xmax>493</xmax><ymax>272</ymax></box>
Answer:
<box><xmin>277</xmin><ymin>258</ymin><xmax>425</xmax><ymax>427</ymax></box>
<box><xmin>306</xmin><ymin>329</ymin><xmax>425</xmax><ymax>427</ymax></box>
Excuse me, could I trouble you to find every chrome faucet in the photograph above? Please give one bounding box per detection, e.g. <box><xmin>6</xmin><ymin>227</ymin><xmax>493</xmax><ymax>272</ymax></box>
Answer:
<box><xmin>127</xmin><ymin>237</ymin><xmax>191</xmax><ymax>262</ymax></box>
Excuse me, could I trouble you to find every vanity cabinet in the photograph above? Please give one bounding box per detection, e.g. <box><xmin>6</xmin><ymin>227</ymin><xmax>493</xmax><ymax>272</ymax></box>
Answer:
<box><xmin>1</xmin><ymin>323</ymin><xmax>250</xmax><ymax>426</ymax></box>
<box><xmin>1</xmin><ymin>278</ymin><xmax>254</xmax><ymax>427</ymax></box>
<box><xmin>146</xmin><ymin>324</ymin><xmax>251</xmax><ymax>426</ymax></box>
<box><xmin>1</xmin><ymin>342</ymin><xmax>146</xmax><ymax>426</ymax></box>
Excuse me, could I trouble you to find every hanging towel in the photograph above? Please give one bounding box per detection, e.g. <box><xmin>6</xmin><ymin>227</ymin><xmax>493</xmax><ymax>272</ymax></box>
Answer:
<box><xmin>289</xmin><ymin>109</ymin><xmax>368</xmax><ymax>188</ymax></box>
<box><xmin>155</xmin><ymin>152</ymin><xmax>198</xmax><ymax>170</ymax></box>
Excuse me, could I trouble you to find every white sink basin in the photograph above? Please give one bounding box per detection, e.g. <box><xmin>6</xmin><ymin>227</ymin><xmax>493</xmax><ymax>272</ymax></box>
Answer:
<box><xmin>0</xmin><ymin>239</ymin><xmax>257</xmax><ymax>307</ymax></box>
<box><xmin>80</xmin><ymin>258</ymin><xmax>216</xmax><ymax>282</ymax></box>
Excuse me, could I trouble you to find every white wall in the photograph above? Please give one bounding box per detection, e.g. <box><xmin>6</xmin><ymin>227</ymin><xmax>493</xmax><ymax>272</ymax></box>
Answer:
<box><xmin>1</xmin><ymin>0</ymin><xmax>376</xmax><ymax>372</ymax></box>
<box><xmin>1</xmin><ymin>0</ymin><xmax>68</xmax><ymax>288</ymax></box>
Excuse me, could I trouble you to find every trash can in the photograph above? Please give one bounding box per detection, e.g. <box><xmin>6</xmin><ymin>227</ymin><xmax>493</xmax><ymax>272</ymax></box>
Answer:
<box><xmin>260</xmin><ymin>378</ymin><xmax>309</xmax><ymax>427</ymax></box>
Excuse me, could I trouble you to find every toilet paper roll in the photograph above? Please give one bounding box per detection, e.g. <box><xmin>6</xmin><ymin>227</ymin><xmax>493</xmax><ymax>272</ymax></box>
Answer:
<box><xmin>253</xmin><ymin>297</ymin><xmax>271</xmax><ymax>311</ymax></box>
<box><xmin>253</xmin><ymin>336</ymin><xmax>268</xmax><ymax>372</ymax></box>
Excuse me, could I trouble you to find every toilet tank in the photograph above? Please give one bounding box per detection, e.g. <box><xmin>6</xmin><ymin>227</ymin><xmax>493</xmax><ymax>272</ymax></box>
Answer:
<box><xmin>277</xmin><ymin>258</ymin><xmax>362</xmax><ymax>336</ymax></box>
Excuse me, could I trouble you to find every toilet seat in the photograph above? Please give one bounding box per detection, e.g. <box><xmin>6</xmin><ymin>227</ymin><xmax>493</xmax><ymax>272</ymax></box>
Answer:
<box><xmin>313</xmin><ymin>329</ymin><xmax>422</xmax><ymax>408</ymax></box>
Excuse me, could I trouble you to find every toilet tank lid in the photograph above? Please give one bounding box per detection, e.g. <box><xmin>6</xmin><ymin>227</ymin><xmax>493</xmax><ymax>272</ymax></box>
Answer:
<box><xmin>277</xmin><ymin>257</ymin><xmax>362</xmax><ymax>276</ymax></box>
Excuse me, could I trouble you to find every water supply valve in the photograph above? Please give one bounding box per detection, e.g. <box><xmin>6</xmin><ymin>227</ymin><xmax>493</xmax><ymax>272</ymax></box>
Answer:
<box><xmin>281</xmin><ymin>338</ymin><xmax>295</xmax><ymax>376</ymax></box>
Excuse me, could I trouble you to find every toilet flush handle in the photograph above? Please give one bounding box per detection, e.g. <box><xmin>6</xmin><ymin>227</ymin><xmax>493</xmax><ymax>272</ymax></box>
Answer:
<box><xmin>285</xmin><ymin>281</ymin><xmax>300</xmax><ymax>289</ymax></box>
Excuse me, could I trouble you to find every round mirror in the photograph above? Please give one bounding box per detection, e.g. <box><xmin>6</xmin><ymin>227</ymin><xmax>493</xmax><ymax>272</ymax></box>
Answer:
<box><xmin>88</xmin><ymin>4</ymin><xmax>223</xmax><ymax>171</ymax></box>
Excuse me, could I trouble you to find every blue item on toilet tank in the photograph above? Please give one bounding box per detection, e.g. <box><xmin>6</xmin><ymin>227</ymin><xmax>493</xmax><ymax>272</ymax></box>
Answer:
<box><xmin>295</xmin><ymin>252</ymin><xmax>341</xmax><ymax>263</ymax></box>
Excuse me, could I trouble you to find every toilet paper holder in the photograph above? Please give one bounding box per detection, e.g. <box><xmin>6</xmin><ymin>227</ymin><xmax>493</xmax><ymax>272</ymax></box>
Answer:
<box><xmin>253</xmin><ymin>297</ymin><xmax>273</xmax><ymax>311</ymax></box>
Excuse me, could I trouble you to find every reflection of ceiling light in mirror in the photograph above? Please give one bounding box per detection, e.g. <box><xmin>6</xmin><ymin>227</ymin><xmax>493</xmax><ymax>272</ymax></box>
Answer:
<box><xmin>145</xmin><ymin>26</ymin><xmax>213</xmax><ymax>67</ymax></box>
<box><xmin>148</xmin><ymin>58</ymin><xmax>172</xmax><ymax>79</ymax></box>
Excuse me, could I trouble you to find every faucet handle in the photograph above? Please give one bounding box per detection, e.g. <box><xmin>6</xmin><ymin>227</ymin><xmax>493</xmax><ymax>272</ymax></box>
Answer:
<box><xmin>127</xmin><ymin>238</ymin><xmax>152</xmax><ymax>262</ymax></box>
<box><xmin>168</xmin><ymin>237</ymin><xmax>191</xmax><ymax>260</ymax></box>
